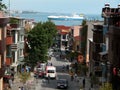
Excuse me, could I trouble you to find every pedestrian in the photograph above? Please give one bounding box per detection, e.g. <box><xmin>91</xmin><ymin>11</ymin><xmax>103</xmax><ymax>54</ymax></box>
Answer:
<box><xmin>18</xmin><ymin>87</ymin><xmax>21</xmax><ymax>90</ymax></box>
<box><xmin>51</xmin><ymin>62</ymin><xmax>52</xmax><ymax>66</ymax></box>
<box><xmin>66</xmin><ymin>65</ymin><xmax>69</xmax><ymax>71</ymax></box>
<box><xmin>48</xmin><ymin>75</ymin><xmax>50</xmax><ymax>83</ymax></box>
<box><xmin>83</xmin><ymin>78</ymin><xmax>85</xmax><ymax>88</ymax></box>
<box><xmin>74</xmin><ymin>73</ymin><xmax>77</xmax><ymax>82</ymax></box>
<box><xmin>20</xmin><ymin>86</ymin><xmax>25</xmax><ymax>90</ymax></box>
<box><xmin>71</xmin><ymin>74</ymin><xmax>74</xmax><ymax>81</ymax></box>
<box><xmin>91</xmin><ymin>83</ymin><xmax>93</xmax><ymax>88</ymax></box>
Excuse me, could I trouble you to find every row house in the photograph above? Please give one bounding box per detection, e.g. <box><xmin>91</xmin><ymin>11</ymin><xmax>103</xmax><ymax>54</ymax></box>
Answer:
<box><xmin>89</xmin><ymin>23</ymin><xmax>103</xmax><ymax>77</ymax></box>
<box><xmin>56</xmin><ymin>25</ymin><xmax>71</xmax><ymax>52</ymax></box>
<box><xmin>56</xmin><ymin>25</ymin><xmax>87</xmax><ymax>63</ymax></box>
<box><xmin>3</xmin><ymin>16</ymin><xmax>26</xmax><ymax>89</ymax></box>
<box><xmin>9</xmin><ymin>17</ymin><xmax>25</xmax><ymax>73</ymax></box>
<box><xmin>88</xmin><ymin>4</ymin><xmax>120</xmax><ymax>89</ymax></box>
<box><xmin>0</xmin><ymin>11</ymin><xmax>9</xmax><ymax>90</ymax></box>
<box><xmin>0</xmin><ymin>11</ymin><xmax>35</xmax><ymax>89</ymax></box>
<box><xmin>87</xmin><ymin>21</ymin><xmax>104</xmax><ymax>73</ymax></box>
<box><xmin>102</xmin><ymin>3</ymin><xmax>120</xmax><ymax>90</ymax></box>
<box><xmin>71</xmin><ymin>25</ymin><xmax>82</xmax><ymax>51</ymax></box>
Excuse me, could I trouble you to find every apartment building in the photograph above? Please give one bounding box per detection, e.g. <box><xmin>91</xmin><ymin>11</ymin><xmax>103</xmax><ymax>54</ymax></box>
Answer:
<box><xmin>9</xmin><ymin>17</ymin><xmax>25</xmax><ymax>73</ymax></box>
<box><xmin>102</xmin><ymin>3</ymin><xmax>120</xmax><ymax>89</ymax></box>
<box><xmin>0</xmin><ymin>11</ymin><xmax>9</xmax><ymax>90</ymax></box>
<box><xmin>56</xmin><ymin>25</ymin><xmax>71</xmax><ymax>51</ymax></box>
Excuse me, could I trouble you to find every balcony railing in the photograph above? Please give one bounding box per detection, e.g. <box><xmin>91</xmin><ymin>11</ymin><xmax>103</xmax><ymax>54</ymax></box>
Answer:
<box><xmin>10</xmin><ymin>24</ymin><xmax>19</xmax><ymax>28</ymax></box>
<box><xmin>11</xmin><ymin>43</ymin><xmax>18</xmax><ymax>51</ymax></box>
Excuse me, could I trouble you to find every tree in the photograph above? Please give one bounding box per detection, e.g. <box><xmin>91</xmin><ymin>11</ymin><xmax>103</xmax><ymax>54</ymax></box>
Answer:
<box><xmin>0</xmin><ymin>1</ymin><xmax>7</xmax><ymax>11</ymax></box>
<box><xmin>26</xmin><ymin>21</ymin><xmax>57</xmax><ymax>67</ymax></box>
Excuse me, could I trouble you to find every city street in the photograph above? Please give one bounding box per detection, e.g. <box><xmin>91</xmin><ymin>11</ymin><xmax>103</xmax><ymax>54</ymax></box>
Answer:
<box><xmin>35</xmin><ymin>54</ymin><xmax>81</xmax><ymax>90</ymax></box>
<box><xmin>11</xmin><ymin>52</ymin><xmax>94</xmax><ymax>90</ymax></box>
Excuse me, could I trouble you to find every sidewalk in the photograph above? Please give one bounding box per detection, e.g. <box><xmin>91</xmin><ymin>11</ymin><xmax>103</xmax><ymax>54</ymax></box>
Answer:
<box><xmin>11</xmin><ymin>72</ymin><xmax>35</xmax><ymax>90</ymax></box>
<box><xmin>11</xmin><ymin>74</ymin><xmax>23</xmax><ymax>90</ymax></box>
<box><xmin>74</xmin><ymin>76</ymin><xmax>99</xmax><ymax>90</ymax></box>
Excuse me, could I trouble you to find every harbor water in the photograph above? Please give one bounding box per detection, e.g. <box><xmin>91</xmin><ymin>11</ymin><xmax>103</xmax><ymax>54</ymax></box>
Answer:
<box><xmin>13</xmin><ymin>12</ymin><xmax>103</xmax><ymax>26</ymax></box>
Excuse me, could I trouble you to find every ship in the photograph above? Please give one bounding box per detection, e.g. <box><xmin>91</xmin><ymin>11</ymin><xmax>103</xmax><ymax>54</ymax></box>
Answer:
<box><xmin>47</xmin><ymin>14</ymin><xmax>85</xmax><ymax>21</ymax></box>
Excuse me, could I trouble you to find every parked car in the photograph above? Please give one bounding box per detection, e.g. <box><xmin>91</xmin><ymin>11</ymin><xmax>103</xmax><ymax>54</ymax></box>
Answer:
<box><xmin>45</xmin><ymin>66</ymin><xmax>56</xmax><ymax>79</ymax></box>
<box><xmin>57</xmin><ymin>79</ymin><xmax>68</xmax><ymax>89</ymax></box>
<box><xmin>38</xmin><ymin>69</ymin><xmax>45</xmax><ymax>78</ymax></box>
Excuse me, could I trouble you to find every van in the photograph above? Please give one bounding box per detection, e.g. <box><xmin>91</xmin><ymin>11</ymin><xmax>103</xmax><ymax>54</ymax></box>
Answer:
<box><xmin>45</xmin><ymin>66</ymin><xmax>56</xmax><ymax>79</ymax></box>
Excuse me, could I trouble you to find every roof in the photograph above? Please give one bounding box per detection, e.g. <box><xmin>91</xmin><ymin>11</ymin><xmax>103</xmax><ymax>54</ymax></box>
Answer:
<box><xmin>56</xmin><ymin>25</ymin><xmax>71</xmax><ymax>30</ymax></box>
<box><xmin>56</xmin><ymin>25</ymin><xmax>71</xmax><ymax>35</ymax></box>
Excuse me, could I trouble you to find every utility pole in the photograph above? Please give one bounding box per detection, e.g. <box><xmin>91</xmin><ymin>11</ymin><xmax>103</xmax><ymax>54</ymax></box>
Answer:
<box><xmin>8</xmin><ymin>0</ymin><xmax>10</xmax><ymax>16</ymax></box>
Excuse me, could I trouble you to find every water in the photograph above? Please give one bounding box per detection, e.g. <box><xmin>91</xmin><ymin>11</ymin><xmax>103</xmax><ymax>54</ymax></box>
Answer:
<box><xmin>13</xmin><ymin>12</ymin><xmax>103</xmax><ymax>26</ymax></box>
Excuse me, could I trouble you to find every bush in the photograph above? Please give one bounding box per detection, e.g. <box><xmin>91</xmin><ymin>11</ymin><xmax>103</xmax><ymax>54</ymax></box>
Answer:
<box><xmin>99</xmin><ymin>82</ymin><xmax>112</xmax><ymax>90</ymax></box>
<box><xmin>19</xmin><ymin>72</ymin><xmax>30</xmax><ymax>84</ymax></box>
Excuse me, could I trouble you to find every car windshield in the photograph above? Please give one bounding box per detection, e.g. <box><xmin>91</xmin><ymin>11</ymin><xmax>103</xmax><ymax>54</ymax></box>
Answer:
<box><xmin>48</xmin><ymin>70</ymin><xmax>54</xmax><ymax>73</ymax></box>
<box><xmin>57</xmin><ymin>80</ymin><xmax>67</xmax><ymax>84</ymax></box>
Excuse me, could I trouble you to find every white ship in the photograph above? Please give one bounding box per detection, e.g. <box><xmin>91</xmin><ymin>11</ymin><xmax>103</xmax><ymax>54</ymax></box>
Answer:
<box><xmin>48</xmin><ymin>14</ymin><xmax>84</xmax><ymax>21</ymax></box>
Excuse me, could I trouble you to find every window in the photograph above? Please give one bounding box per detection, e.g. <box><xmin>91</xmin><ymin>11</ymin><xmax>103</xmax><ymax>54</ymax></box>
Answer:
<box><xmin>6</xmin><ymin>46</ymin><xmax>11</xmax><ymax>57</ymax></box>
<box><xmin>62</xmin><ymin>35</ymin><xmax>66</xmax><ymax>39</ymax></box>
<box><xmin>20</xmin><ymin>35</ymin><xmax>24</xmax><ymax>42</ymax></box>
<box><xmin>48</xmin><ymin>70</ymin><xmax>54</xmax><ymax>73</ymax></box>
<box><xmin>19</xmin><ymin>49</ymin><xmax>23</xmax><ymax>56</ymax></box>
<box><xmin>12</xmin><ymin>52</ymin><xmax>15</xmax><ymax>63</ymax></box>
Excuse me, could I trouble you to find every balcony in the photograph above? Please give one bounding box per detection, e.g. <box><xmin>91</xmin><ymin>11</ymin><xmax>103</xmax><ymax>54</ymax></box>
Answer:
<box><xmin>0</xmin><ymin>17</ymin><xmax>9</xmax><ymax>26</ymax></box>
<box><xmin>6</xmin><ymin>36</ymin><xmax>13</xmax><ymax>45</ymax></box>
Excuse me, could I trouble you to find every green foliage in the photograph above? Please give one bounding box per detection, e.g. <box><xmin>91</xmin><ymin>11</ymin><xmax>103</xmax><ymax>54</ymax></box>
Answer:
<box><xmin>77</xmin><ymin>63</ymin><xmax>88</xmax><ymax>76</ymax></box>
<box><xmin>66</xmin><ymin>51</ymin><xmax>78</xmax><ymax>59</ymax></box>
<box><xmin>26</xmin><ymin>21</ymin><xmax>57</xmax><ymax>66</ymax></box>
<box><xmin>0</xmin><ymin>1</ymin><xmax>7</xmax><ymax>11</ymax></box>
<box><xmin>99</xmin><ymin>82</ymin><xmax>112</xmax><ymax>90</ymax></box>
<box><xmin>9</xmin><ymin>18</ymin><xmax>19</xmax><ymax>24</ymax></box>
<box><xmin>82</xmin><ymin>20</ymin><xmax>87</xmax><ymax>26</ymax></box>
<box><xmin>19</xmin><ymin>72</ymin><xmax>30</xmax><ymax>84</ymax></box>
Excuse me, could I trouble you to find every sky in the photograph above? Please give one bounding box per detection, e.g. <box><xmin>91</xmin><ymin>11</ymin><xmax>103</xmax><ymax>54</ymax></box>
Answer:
<box><xmin>3</xmin><ymin>0</ymin><xmax>120</xmax><ymax>14</ymax></box>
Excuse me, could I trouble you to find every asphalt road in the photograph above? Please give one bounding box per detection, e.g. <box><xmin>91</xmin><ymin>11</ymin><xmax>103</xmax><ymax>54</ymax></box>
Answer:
<box><xmin>35</xmin><ymin>54</ymin><xmax>80</xmax><ymax>90</ymax></box>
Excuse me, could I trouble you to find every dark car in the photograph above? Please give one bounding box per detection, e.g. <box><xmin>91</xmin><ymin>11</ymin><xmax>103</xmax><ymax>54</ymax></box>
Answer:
<box><xmin>57</xmin><ymin>79</ymin><xmax>68</xmax><ymax>89</ymax></box>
